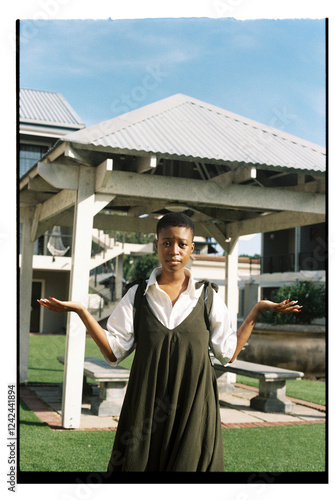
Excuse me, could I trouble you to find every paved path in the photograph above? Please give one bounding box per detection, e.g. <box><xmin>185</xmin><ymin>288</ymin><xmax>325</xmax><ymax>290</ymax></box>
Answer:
<box><xmin>20</xmin><ymin>383</ymin><xmax>325</xmax><ymax>431</ymax></box>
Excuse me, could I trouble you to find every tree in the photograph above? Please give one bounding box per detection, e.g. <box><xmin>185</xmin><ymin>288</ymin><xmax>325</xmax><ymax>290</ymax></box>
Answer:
<box><xmin>125</xmin><ymin>254</ymin><xmax>160</xmax><ymax>282</ymax></box>
<box><xmin>260</xmin><ymin>280</ymin><xmax>326</xmax><ymax>325</ymax></box>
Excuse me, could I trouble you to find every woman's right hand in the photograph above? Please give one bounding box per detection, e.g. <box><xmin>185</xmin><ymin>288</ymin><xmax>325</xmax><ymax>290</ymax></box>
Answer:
<box><xmin>37</xmin><ymin>297</ymin><xmax>83</xmax><ymax>314</ymax></box>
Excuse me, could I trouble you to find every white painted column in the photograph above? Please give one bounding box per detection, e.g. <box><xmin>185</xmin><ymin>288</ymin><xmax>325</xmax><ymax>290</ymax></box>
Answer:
<box><xmin>294</xmin><ymin>227</ymin><xmax>301</xmax><ymax>272</ymax></box>
<box><xmin>224</xmin><ymin>238</ymin><xmax>239</xmax><ymax>331</ymax></box>
<box><xmin>244</xmin><ymin>281</ymin><xmax>261</xmax><ymax>317</ymax></box>
<box><xmin>115</xmin><ymin>253</ymin><xmax>124</xmax><ymax>300</ymax></box>
<box><xmin>62</xmin><ymin>166</ymin><xmax>96</xmax><ymax>429</ymax></box>
<box><xmin>201</xmin><ymin>222</ymin><xmax>239</xmax><ymax>331</ymax></box>
<box><xmin>19</xmin><ymin>209</ymin><xmax>35</xmax><ymax>384</ymax></box>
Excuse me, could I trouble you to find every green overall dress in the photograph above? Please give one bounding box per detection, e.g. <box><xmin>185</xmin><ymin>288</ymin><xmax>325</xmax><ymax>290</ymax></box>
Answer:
<box><xmin>107</xmin><ymin>280</ymin><xmax>224</xmax><ymax>472</ymax></box>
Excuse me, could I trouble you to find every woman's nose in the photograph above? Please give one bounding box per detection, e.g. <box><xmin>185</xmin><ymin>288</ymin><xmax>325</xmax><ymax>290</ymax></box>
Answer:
<box><xmin>169</xmin><ymin>244</ymin><xmax>179</xmax><ymax>254</ymax></box>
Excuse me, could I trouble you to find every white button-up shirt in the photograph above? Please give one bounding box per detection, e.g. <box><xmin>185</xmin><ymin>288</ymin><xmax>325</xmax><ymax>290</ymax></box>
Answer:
<box><xmin>104</xmin><ymin>267</ymin><xmax>237</xmax><ymax>366</ymax></box>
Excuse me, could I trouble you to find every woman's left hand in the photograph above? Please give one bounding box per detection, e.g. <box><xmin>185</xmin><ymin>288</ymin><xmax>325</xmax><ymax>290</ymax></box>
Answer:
<box><xmin>257</xmin><ymin>299</ymin><xmax>302</xmax><ymax>314</ymax></box>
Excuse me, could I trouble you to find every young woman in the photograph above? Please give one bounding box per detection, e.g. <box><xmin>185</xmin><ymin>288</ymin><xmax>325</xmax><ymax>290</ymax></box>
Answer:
<box><xmin>38</xmin><ymin>213</ymin><xmax>301</xmax><ymax>472</ymax></box>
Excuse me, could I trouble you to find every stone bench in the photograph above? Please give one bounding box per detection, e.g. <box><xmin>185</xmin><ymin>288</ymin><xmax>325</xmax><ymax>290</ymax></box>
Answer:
<box><xmin>58</xmin><ymin>356</ymin><xmax>130</xmax><ymax>417</ymax></box>
<box><xmin>213</xmin><ymin>359</ymin><xmax>304</xmax><ymax>413</ymax></box>
<box><xmin>58</xmin><ymin>356</ymin><xmax>303</xmax><ymax>416</ymax></box>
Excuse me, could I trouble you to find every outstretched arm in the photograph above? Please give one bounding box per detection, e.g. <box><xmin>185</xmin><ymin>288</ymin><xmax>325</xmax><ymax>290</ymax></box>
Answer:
<box><xmin>229</xmin><ymin>299</ymin><xmax>302</xmax><ymax>363</ymax></box>
<box><xmin>37</xmin><ymin>298</ymin><xmax>117</xmax><ymax>362</ymax></box>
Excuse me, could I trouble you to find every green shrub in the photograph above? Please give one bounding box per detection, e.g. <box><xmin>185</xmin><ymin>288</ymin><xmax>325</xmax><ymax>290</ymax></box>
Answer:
<box><xmin>127</xmin><ymin>254</ymin><xmax>160</xmax><ymax>281</ymax></box>
<box><xmin>260</xmin><ymin>280</ymin><xmax>326</xmax><ymax>325</ymax></box>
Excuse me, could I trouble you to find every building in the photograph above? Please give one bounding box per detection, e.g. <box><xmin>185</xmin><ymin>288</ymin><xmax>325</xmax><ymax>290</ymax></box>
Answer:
<box><xmin>259</xmin><ymin>224</ymin><xmax>326</xmax><ymax>305</ymax></box>
<box><xmin>20</xmin><ymin>88</ymin><xmax>85</xmax><ymax>178</ymax></box>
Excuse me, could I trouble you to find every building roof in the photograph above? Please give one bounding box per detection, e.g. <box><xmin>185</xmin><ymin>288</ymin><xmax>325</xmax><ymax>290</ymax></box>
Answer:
<box><xmin>20</xmin><ymin>88</ymin><xmax>84</xmax><ymax>130</ymax></box>
<box><xmin>63</xmin><ymin>93</ymin><xmax>325</xmax><ymax>174</ymax></box>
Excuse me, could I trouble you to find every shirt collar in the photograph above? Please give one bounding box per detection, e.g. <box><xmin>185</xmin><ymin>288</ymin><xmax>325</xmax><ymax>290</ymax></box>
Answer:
<box><xmin>145</xmin><ymin>267</ymin><xmax>198</xmax><ymax>299</ymax></box>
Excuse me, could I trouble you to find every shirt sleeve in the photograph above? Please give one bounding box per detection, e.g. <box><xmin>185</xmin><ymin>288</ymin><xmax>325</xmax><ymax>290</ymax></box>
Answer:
<box><xmin>102</xmin><ymin>285</ymin><xmax>138</xmax><ymax>366</ymax></box>
<box><xmin>209</xmin><ymin>290</ymin><xmax>237</xmax><ymax>365</ymax></box>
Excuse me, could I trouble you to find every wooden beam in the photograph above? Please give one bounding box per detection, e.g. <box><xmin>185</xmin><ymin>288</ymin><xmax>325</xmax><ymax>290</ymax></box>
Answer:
<box><xmin>99</xmin><ymin>170</ymin><xmax>325</xmax><ymax>215</ymax></box>
<box><xmin>19</xmin><ymin>190</ymin><xmax>53</xmax><ymax>206</ymax></box>
<box><xmin>34</xmin><ymin>188</ymin><xmax>109</xmax><ymax>237</ymax></box>
<box><xmin>210</xmin><ymin>166</ymin><xmax>257</xmax><ymax>184</ymax></box>
<box><xmin>64</xmin><ymin>143</ymin><xmax>93</xmax><ymax>166</ymax></box>
<box><xmin>93</xmin><ymin>214</ymin><xmax>158</xmax><ymax>234</ymax></box>
<box><xmin>287</xmin><ymin>178</ymin><xmax>326</xmax><ymax>194</ymax></box>
<box><xmin>43</xmin><ymin>141</ymin><xmax>66</xmax><ymax>163</ymax></box>
<box><xmin>27</xmin><ymin>177</ymin><xmax>59</xmax><ymax>193</ymax></box>
<box><xmin>134</xmin><ymin>154</ymin><xmax>157</xmax><ymax>173</ymax></box>
<box><xmin>34</xmin><ymin>209</ymin><xmax>75</xmax><ymax>239</ymax></box>
<box><xmin>194</xmin><ymin>162</ymin><xmax>211</xmax><ymax>180</ymax></box>
<box><xmin>188</xmin><ymin>206</ymin><xmax>258</xmax><ymax>222</ymax></box>
<box><xmin>39</xmin><ymin>190</ymin><xmax>77</xmax><ymax>224</ymax></box>
<box><xmin>93</xmin><ymin>193</ymin><xmax>116</xmax><ymax>216</ymax></box>
<box><xmin>95</xmin><ymin>159</ymin><xmax>113</xmax><ymax>191</ymax></box>
<box><xmin>197</xmin><ymin>221</ymin><xmax>240</xmax><ymax>254</ymax></box>
<box><xmin>37</xmin><ymin>162</ymin><xmax>80</xmax><ymax>190</ymax></box>
<box><xmin>93</xmin><ymin>213</ymin><xmax>216</xmax><ymax>239</ymax></box>
<box><xmin>128</xmin><ymin>202</ymin><xmax>166</xmax><ymax>216</ymax></box>
<box><xmin>30</xmin><ymin>203</ymin><xmax>43</xmax><ymax>241</ymax></box>
<box><xmin>226</xmin><ymin>211</ymin><xmax>326</xmax><ymax>239</ymax></box>
<box><xmin>196</xmin><ymin>221</ymin><xmax>228</xmax><ymax>247</ymax></box>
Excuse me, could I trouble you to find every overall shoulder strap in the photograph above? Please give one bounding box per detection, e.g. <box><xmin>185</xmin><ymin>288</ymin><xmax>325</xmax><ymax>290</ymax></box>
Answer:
<box><xmin>125</xmin><ymin>279</ymin><xmax>147</xmax><ymax>342</ymax></box>
<box><xmin>195</xmin><ymin>280</ymin><xmax>219</xmax><ymax>330</ymax></box>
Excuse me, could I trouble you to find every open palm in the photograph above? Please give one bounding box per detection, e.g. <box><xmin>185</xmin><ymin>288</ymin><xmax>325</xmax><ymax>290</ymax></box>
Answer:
<box><xmin>37</xmin><ymin>297</ymin><xmax>82</xmax><ymax>314</ymax></box>
<box><xmin>259</xmin><ymin>299</ymin><xmax>302</xmax><ymax>314</ymax></box>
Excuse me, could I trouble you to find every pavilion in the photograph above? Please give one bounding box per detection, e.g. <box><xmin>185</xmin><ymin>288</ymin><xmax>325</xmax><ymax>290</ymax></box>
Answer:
<box><xmin>19</xmin><ymin>93</ymin><xmax>326</xmax><ymax>428</ymax></box>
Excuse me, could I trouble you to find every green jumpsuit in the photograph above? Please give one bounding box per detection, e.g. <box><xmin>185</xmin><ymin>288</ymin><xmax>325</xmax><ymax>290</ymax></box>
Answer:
<box><xmin>107</xmin><ymin>280</ymin><xmax>224</xmax><ymax>472</ymax></box>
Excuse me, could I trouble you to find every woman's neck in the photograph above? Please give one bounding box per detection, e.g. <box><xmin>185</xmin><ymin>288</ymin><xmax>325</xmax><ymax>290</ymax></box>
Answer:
<box><xmin>157</xmin><ymin>269</ymin><xmax>187</xmax><ymax>286</ymax></box>
<box><xmin>156</xmin><ymin>270</ymin><xmax>189</xmax><ymax>306</ymax></box>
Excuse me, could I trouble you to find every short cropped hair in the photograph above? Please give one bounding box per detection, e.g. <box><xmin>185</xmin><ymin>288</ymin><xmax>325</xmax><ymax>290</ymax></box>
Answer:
<box><xmin>156</xmin><ymin>212</ymin><xmax>194</xmax><ymax>239</ymax></box>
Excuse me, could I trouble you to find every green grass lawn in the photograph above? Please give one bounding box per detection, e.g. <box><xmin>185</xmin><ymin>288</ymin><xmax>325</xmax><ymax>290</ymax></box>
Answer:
<box><xmin>20</xmin><ymin>334</ymin><xmax>326</xmax><ymax>473</ymax></box>
<box><xmin>19</xmin><ymin>399</ymin><xmax>113</xmax><ymax>472</ymax></box>
<box><xmin>19</xmin><ymin>398</ymin><xmax>325</xmax><ymax>472</ymax></box>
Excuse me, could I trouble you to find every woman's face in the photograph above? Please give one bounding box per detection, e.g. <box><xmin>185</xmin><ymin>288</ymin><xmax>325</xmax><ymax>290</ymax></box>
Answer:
<box><xmin>155</xmin><ymin>226</ymin><xmax>194</xmax><ymax>274</ymax></box>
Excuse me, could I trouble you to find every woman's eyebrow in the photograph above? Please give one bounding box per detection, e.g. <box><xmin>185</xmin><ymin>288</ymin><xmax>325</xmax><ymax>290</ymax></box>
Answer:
<box><xmin>162</xmin><ymin>237</ymin><xmax>188</xmax><ymax>242</ymax></box>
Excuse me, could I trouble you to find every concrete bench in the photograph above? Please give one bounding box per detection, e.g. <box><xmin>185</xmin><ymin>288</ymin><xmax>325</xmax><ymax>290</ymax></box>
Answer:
<box><xmin>213</xmin><ymin>359</ymin><xmax>304</xmax><ymax>413</ymax></box>
<box><xmin>58</xmin><ymin>356</ymin><xmax>130</xmax><ymax>417</ymax></box>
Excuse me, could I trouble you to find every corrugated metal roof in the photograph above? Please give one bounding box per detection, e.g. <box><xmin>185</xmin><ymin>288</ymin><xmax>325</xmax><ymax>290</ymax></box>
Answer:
<box><xmin>20</xmin><ymin>88</ymin><xmax>84</xmax><ymax>127</ymax></box>
<box><xmin>63</xmin><ymin>93</ymin><xmax>325</xmax><ymax>173</ymax></box>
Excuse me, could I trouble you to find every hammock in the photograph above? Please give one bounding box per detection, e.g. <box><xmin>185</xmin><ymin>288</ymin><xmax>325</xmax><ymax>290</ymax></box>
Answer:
<box><xmin>47</xmin><ymin>226</ymin><xmax>70</xmax><ymax>256</ymax></box>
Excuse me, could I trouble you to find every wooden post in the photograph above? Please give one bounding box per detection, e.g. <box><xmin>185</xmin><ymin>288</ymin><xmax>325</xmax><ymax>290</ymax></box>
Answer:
<box><xmin>224</xmin><ymin>238</ymin><xmax>239</xmax><ymax>331</ymax></box>
<box><xmin>199</xmin><ymin>222</ymin><xmax>239</xmax><ymax>331</ymax></box>
<box><xmin>294</xmin><ymin>227</ymin><xmax>301</xmax><ymax>272</ymax></box>
<box><xmin>115</xmin><ymin>253</ymin><xmax>123</xmax><ymax>300</ymax></box>
<box><xmin>19</xmin><ymin>208</ymin><xmax>35</xmax><ymax>384</ymax></box>
<box><xmin>61</xmin><ymin>166</ymin><xmax>96</xmax><ymax>429</ymax></box>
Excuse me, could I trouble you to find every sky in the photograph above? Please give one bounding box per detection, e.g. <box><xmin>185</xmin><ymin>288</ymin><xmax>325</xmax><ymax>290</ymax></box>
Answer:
<box><xmin>18</xmin><ymin>16</ymin><xmax>326</xmax><ymax>256</ymax></box>
<box><xmin>19</xmin><ymin>17</ymin><xmax>326</xmax><ymax>146</ymax></box>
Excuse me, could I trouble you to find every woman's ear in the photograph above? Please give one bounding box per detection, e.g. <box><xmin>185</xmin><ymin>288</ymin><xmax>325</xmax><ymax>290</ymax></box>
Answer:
<box><xmin>154</xmin><ymin>239</ymin><xmax>158</xmax><ymax>251</ymax></box>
